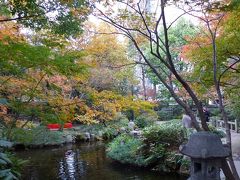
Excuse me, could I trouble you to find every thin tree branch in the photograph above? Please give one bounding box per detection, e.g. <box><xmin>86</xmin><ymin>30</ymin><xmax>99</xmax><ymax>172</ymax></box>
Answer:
<box><xmin>218</xmin><ymin>57</ymin><xmax>240</xmax><ymax>88</ymax></box>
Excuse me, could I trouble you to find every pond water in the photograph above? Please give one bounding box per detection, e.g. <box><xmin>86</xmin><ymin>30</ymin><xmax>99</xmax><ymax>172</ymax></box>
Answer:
<box><xmin>16</xmin><ymin>142</ymin><xmax>187</xmax><ymax>180</ymax></box>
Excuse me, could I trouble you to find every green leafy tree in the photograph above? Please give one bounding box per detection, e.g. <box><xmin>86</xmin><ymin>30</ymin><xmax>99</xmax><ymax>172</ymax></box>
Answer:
<box><xmin>95</xmin><ymin>0</ymin><xmax>240</xmax><ymax>178</ymax></box>
<box><xmin>0</xmin><ymin>0</ymin><xmax>90</xmax><ymax>37</ymax></box>
<box><xmin>85</xmin><ymin>23</ymin><xmax>138</xmax><ymax>95</ymax></box>
<box><xmin>144</xmin><ymin>18</ymin><xmax>199</xmax><ymax>102</ymax></box>
<box><xmin>182</xmin><ymin>1</ymin><xmax>240</xmax><ymax>178</ymax></box>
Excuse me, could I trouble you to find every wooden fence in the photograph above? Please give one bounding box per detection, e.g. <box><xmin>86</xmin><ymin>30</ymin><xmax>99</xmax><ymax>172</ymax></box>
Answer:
<box><xmin>211</xmin><ymin>118</ymin><xmax>239</xmax><ymax>133</ymax></box>
<box><xmin>197</xmin><ymin>118</ymin><xmax>239</xmax><ymax>133</ymax></box>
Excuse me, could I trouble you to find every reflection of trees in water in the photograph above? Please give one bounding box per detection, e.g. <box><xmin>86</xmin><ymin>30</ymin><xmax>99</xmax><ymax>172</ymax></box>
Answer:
<box><xmin>58</xmin><ymin>149</ymin><xmax>87</xmax><ymax>180</ymax></box>
<box><xmin>16</xmin><ymin>142</ymin><xmax>185</xmax><ymax>180</ymax></box>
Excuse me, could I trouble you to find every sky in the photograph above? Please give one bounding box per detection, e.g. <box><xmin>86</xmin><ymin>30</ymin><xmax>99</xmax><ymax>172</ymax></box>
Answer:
<box><xmin>20</xmin><ymin>1</ymin><xmax>199</xmax><ymax>40</ymax></box>
<box><xmin>164</xmin><ymin>6</ymin><xmax>199</xmax><ymax>24</ymax></box>
<box><xmin>89</xmin><ymin>1</ymin><xmax>199</xmax><ymax>29</ymax></box>
<box><xmin>87</xmin><ymin>1</ymin><xmax>200</xmax><ymax>43</ymax></box>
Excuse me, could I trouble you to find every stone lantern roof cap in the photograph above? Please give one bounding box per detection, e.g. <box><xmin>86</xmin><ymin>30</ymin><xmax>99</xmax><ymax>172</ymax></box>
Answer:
<box><xmin>180</xmin><ymin>131</ymin><xmax>230</xmax><ymax>159</ymax></box>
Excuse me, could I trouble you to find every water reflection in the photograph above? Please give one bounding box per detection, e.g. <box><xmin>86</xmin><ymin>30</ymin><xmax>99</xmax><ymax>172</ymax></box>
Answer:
<box><xmin>59</xmin><ymin>150</ymin><xmax>75</xmax><ymax>179</ymax></box>
<box><xmin>16</xmin><ymin>142</ymin><xmax>187</xmax><ymax>180</ymax></box>
<box><xmin>59</xmin><ymin>149</ymin><xmax>88</xmax><ymax>179</ymax></box>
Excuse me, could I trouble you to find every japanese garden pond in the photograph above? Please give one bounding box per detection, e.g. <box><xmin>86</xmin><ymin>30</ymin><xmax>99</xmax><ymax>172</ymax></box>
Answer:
<box><xmin>16</xmin><ymin>142</ymin><xmax>187</xmax><ymax>180</ymax></box>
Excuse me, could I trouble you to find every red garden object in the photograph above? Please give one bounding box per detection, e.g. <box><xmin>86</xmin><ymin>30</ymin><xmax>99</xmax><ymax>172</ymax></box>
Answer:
<box><xmin>63</xmin><ymin>123</ymin><xmax>73</xmax><ymax>128</ymax></box>
<box><xmin>47</xmin><ymin>123</ymin><xmax>72</xmax><ymax>130</ymax></box>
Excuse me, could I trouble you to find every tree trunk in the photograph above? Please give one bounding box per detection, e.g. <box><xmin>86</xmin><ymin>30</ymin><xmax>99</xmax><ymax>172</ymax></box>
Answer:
<box><xmin>211</xmin><ymin>33</ymin><xmax>240</xmax><ymax>179</ymax></box>
<box><xmin>153</xmin><ymin>83</ymin><xmax>157</xmax><ymax>100</ymax></box>
<box><xmin>97</xmin><ymin>0</ymin><xmax>237</xmax><ymax>178</ymax></box>
<box><xmin>222</xmin><ymin>159</ymin><xmax>236</xmax><ymax>180</ymax></box>
<box><xmin>133</xmin><ymin>39</ymin><xmax>202</xmax><ymax>131</ymax></box>
<box><xmin>160</xmin><ymin>1</ymin><xmax>209</xmax><ymax>131</ymax></box>
<box><xmin>141</xmin><ymin>65</ymin><xmax>147</xmax><ymax>100</ymax></box>
<box><xmin>216</xmin><ymin>85</ymin><xmax>239</xmax><ymax>179</ymax></box>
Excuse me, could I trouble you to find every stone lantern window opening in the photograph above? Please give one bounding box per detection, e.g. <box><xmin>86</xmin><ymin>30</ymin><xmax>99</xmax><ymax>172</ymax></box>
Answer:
<box><xmin>193</xmin><ymin>162</ymin><xmax>201</xmax><ymax>173</ymax></box>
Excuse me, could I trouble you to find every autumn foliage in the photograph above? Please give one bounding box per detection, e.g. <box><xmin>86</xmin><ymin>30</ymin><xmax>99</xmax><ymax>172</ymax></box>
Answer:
<box><xmin>0</xmin><ymin>20</ymin><xmax>155</xmax><ymax>131</ymax></box>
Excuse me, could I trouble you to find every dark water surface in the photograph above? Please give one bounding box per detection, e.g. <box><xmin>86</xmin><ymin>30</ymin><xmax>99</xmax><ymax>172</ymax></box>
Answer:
<box><xmin>16</xmin><ymin>142</ymin><xmax>187</xmax><ymax>180</ymax></box>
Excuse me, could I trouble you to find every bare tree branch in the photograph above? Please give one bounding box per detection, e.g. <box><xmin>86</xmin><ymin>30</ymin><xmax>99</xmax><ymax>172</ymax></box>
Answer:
<box><xmin>218</xmin><ymin>57</ymin><xmax>240</xmax><ymax>88</ymax></box>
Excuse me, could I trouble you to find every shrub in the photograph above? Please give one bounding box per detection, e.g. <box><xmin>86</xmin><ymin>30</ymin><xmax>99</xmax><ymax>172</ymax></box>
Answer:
<box><xmin>0</xmin><ymin>152</ymin><xmax>19</xmax><ymax>179</ymax></box>
<box><xmin>107</xmin><ymin>119</ymin><xmax>226</xmax><ymax>174</ymax></box>
<box><xmin>73</xmin><ymin>115</ymin><xmax>130</xmax><ymax>140</ymax></box>
<box><xmin>157</xmin><ymin>110</ymin><xmax>171</xmax><ymax>121</ymax></box>
<box><xmin>108</xmin><ymin>115</ymin><xmax>129</xmax><ymax>127</ymax></box>
<box><xmin>9</xmin><ymin>126</ymin><xmax>66</xmax><ymax>146</ymax></box>
<box><xmin>142</xmin><ymin>143</ymin><xmax>166</xmax><ymax>165</ymax></box>
<box><xmin>102</xmin><ymin>127</ymin><xmax>119</xmax><ymax>140</ymax></box>
<box><xmin>102</xmin><ymin>116</ymin><xmax>131</xmax><ymax>139</ymax></box>
<box><xmin>143</xmin><ymin>120</ymin><xmax>185</xmax><ymax>147</ymax></box>
<box><xmin>0</xmin><ymin>140</ymin><xmax>27</xmax><ymax>180</ymax></box>
<box><xmin>134</xmin><ymin>114</ymin><xmax>156</xmax><ymax>128</ymax></box>
<box><xmin>208</xmin><ymin>125</ymin><xmax>226</xmax><ymax>138</ymax></box>
<box><xmin>107</xmin><ymin>120</ymin><xmax>186</xmax><ymax>173</ymax></box>
<box><xmin>152</xmin><ymin>152</ymin><xmax>183</xmax><ymax>172</ymax></box>
<box><xmin>73</xmin><ymin>124</ymin><xmax>105</xmax><ymax>135</ymax></box>
<box><xmin>107</xmin><ymin>134</ymin><xmax>145</xmax><ymax>166</ymax></box>
<box><xmin>210</xmin><ymin>108</ymin><xmax>221</xmax><ymax>117</ymax></box>
<box><xmin>157</xmin><ymin>105</ymin><xmax>183</xmax><ymax>121</ymax></box>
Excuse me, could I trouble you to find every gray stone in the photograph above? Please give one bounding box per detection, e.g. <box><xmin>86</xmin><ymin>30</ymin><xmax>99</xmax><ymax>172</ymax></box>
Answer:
<box><xmin>180</xmin><ymin>132</ymin><xmax>230</xmax><ymax>180</ymax></box>
<box><xmin>119</xmin><ymin>127</ymin><xmax>126</xmax><ymax>133</ymax></box>
<box><xmin>0</xmin><ymin>140</ymin><xmax>13</xmax><ymax>148</ymax></box>
<box><xmin>182</xmin><ymin>114</ymin><xmax>194</xmax><ymax>128</ymax></box>
<box><xmin>130</xmin><ymin>130</ymin><xmax>142</xmax><ymax>137</ymax></box>
<box><xmin>128</xmin><ymin>121</ymin><xmax>135</xmax><ymax>130</ymax></box>
<box><xmin>84</xmin><ymin>132</ymin><xmax>91</xmax><ymax>140</ymax></box>
<box><xmin>155</xmin><ymin>121</ymin><xmax>162</xmax><ymax>125</ymax></box>
<box><xmin>65</xmin><ymin>134</ymin><xmax>73</xmax><ymax>143</ymax></box>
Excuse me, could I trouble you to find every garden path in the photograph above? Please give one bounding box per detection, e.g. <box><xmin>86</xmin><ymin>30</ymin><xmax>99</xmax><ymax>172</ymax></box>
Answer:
<box><xmin>231</xmin><ymin>132</ymin><xmax>240</xmax><ymax>158</ymax></box>
<box><xmin>231</xmin><ymin>132</ymin><xmax>240</xmax><ymax>175</ymax></box>
<box><xmin>219</xmin><ymin>132</ymin><xmax>240</xmax><ymax>179</ymax></box>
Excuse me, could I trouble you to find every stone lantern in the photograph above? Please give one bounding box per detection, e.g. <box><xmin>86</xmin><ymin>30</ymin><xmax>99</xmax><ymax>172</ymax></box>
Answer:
<box><xmin>180</xmin><ymin>132</ymin><xmax>230</xmax><ymax>180</ymax></box>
